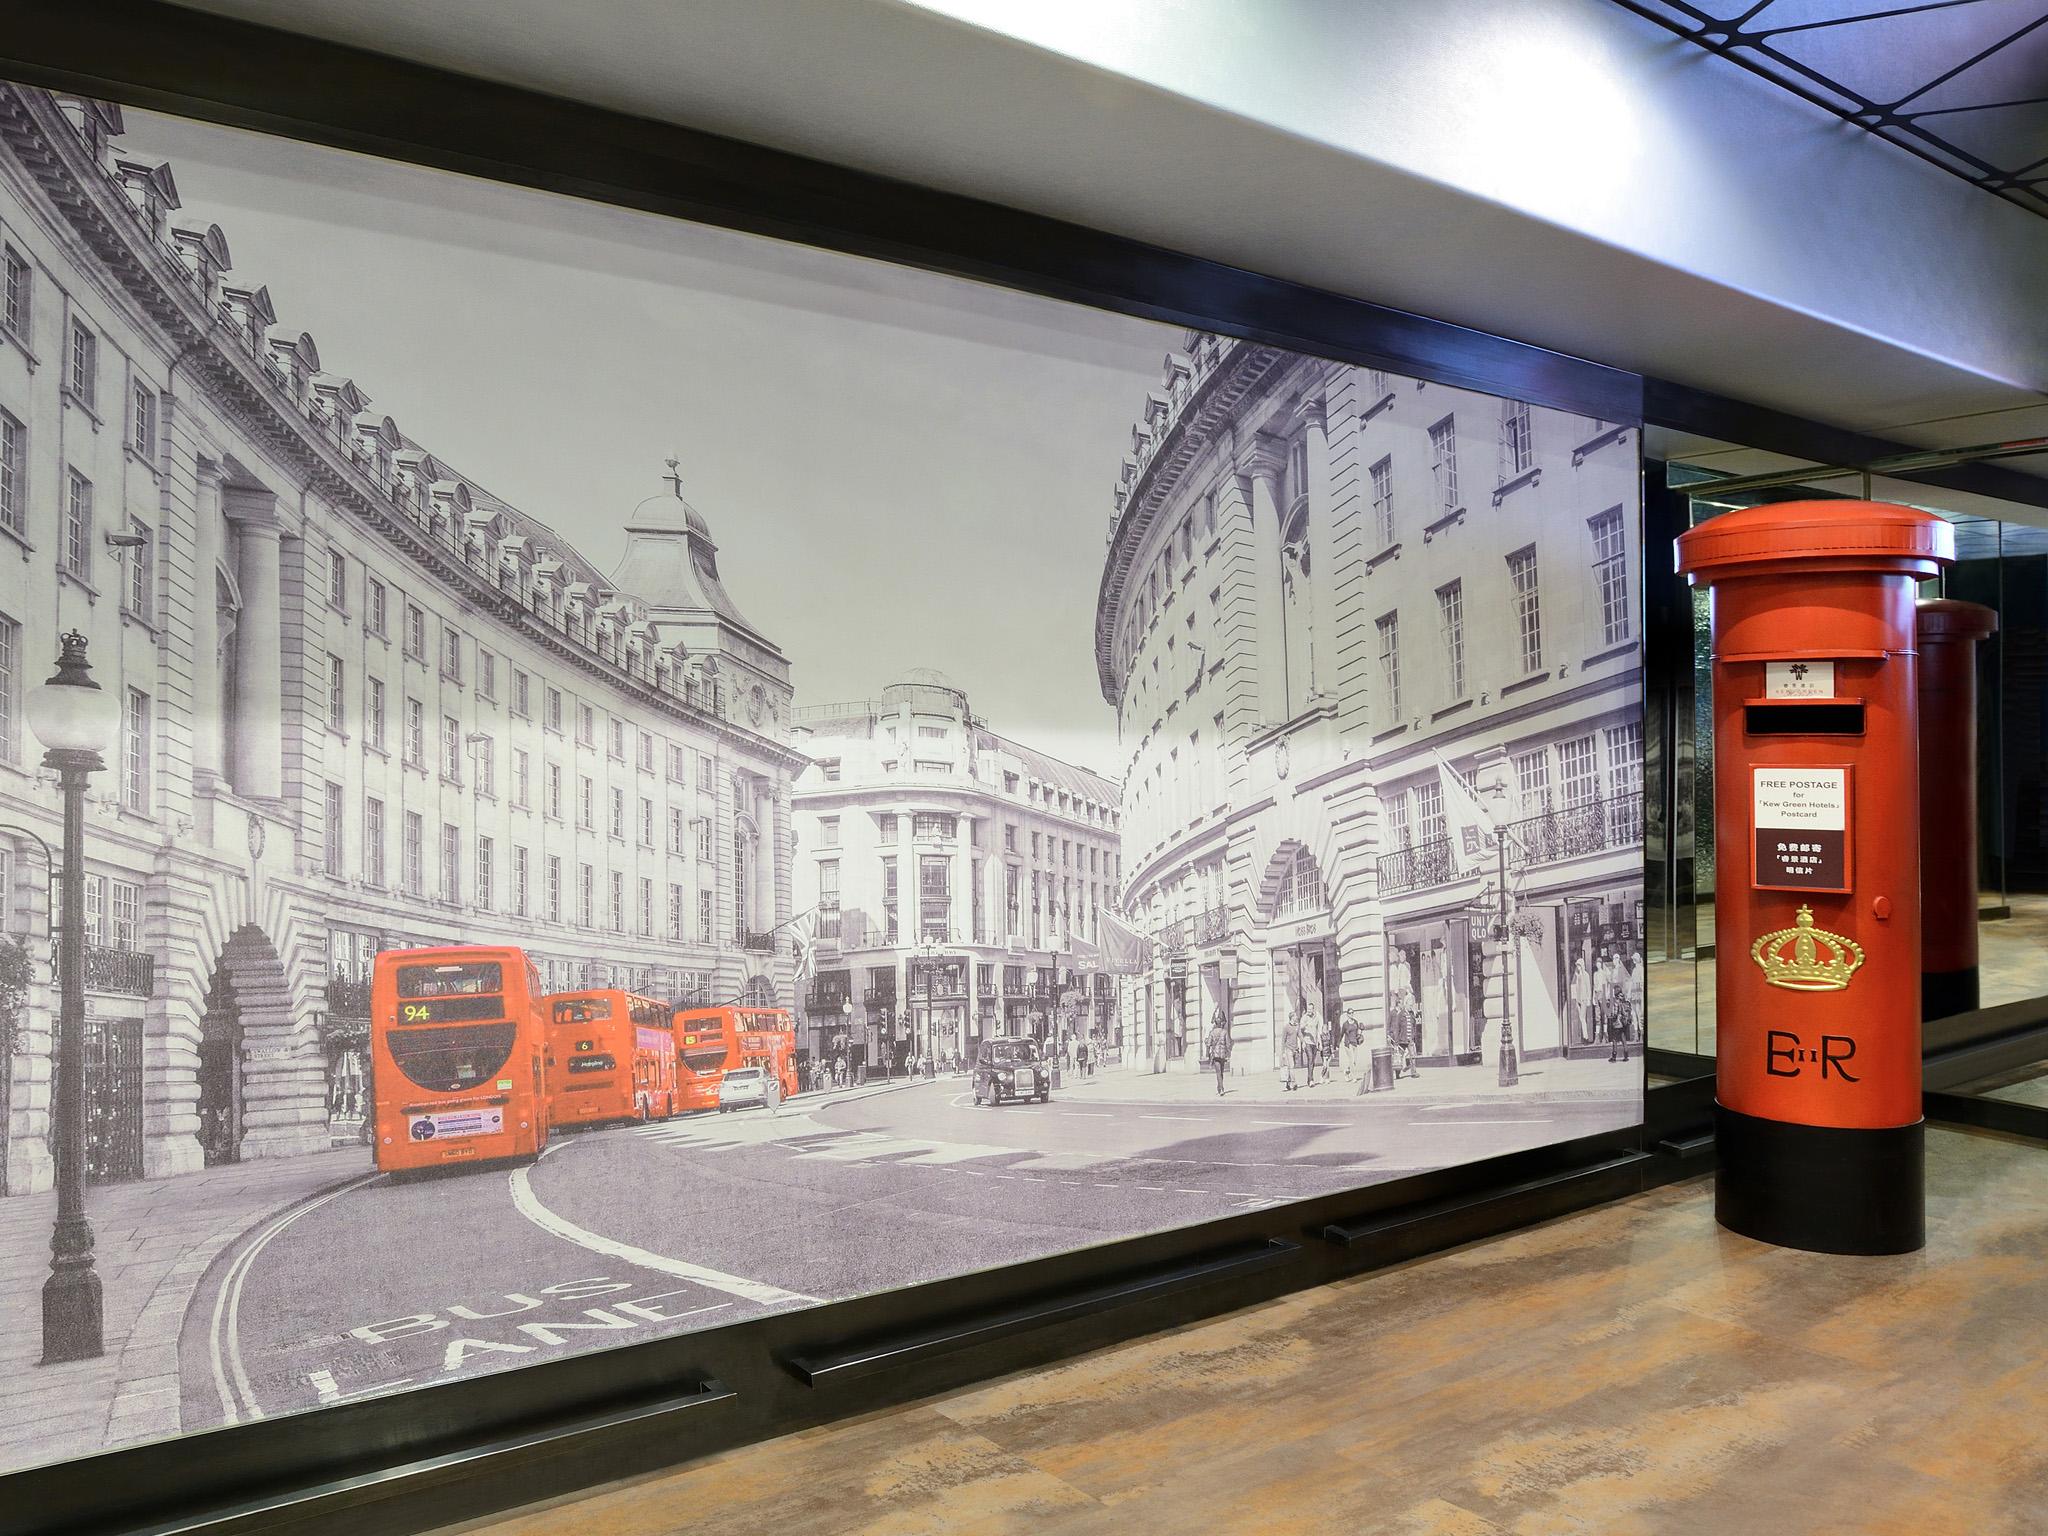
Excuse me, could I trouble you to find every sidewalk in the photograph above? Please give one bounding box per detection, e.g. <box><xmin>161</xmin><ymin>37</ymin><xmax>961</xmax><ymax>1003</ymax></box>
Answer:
<box><xmin>0</xmin><ymin>1147</ymin><xmax>371</xmax><ymax>1474</ymax></box>
<box><xmin>1052</xmin><ymin>1051</ymin><xmax>1642</xmax><ymax>1109</ymax></box>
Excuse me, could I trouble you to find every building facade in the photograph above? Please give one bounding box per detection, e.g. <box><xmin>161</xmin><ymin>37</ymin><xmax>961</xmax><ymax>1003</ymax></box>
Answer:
<box><xmin>790</xmin><ymin>673</ymin><xmax>1121</xmax><ymax>1071</ymax></box>
<box><xmin>0</xmin><ymin>86</ymin><xmax>801</xmax><ymax>1195</ymax></box>
<box><xmin>1098</xmin><ymin>335</ymin><xmax>1642</xmax><ymax>1074</ymax></box>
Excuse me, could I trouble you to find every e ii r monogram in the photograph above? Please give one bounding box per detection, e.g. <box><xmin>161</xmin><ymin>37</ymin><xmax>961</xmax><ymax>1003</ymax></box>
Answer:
<box><xmin>1765</xmin><ymin>1029</ymin><xmax>1859</xmax><ymax>1082</ymax></box>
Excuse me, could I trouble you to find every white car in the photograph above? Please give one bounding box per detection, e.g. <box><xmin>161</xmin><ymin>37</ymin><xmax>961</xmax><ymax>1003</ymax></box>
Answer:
<box><xmin>717</xmin><ymin>1067</ymin><xmax>772</xmax><ymax>1113</ymax></box>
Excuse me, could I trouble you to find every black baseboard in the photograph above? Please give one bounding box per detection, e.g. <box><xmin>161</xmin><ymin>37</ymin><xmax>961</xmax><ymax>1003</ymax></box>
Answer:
<box><xmin>1923</xmin><ymin>965</ymin><xmax>1980</xmax><ymax>1021</ymax></box>
<box><xmin>1714</xmin><ymin>1103</ymin><xmax>1924</xmax><ymax>1255</ymax></box>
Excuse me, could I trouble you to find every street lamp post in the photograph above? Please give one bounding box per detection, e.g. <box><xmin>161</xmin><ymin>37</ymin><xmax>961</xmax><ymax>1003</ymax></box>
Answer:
<box><xmin>27</xmin><ymin>632</ymin><xmax>120</xmax><ymax>1365</ymax></box>
<box><xmin>1494</xmin><ymin>828</ymin><xmax>1520</xmax><ymax>1089</ymax></box>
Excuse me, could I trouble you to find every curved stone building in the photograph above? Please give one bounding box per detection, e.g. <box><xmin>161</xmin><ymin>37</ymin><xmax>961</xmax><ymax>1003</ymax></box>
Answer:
<box><xmin>1098</xmin><ymin>335</ymin><xmax>1642</xmax><ymax>1074</ymax></box>
<box><xmin>0</xmin><ymin>87</ymin><xmax>800</xmax><ymax>1193</ymax></box>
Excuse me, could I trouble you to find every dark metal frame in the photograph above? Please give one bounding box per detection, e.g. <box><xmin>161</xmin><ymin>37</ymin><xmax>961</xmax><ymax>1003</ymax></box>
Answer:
<box><xmin>1610</xmin><ymin>0</ymin><xmax>2048</xmax><ymax>220</ymax></box>
<box><xmin>0</xmin><ymin>4</ymin><xmax>2041</xmax><ymax>1534</ymax></box>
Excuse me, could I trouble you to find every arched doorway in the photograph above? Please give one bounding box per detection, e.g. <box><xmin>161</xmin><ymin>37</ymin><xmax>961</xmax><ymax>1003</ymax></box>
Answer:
<box><xmin>196</xmin><ymin>924</ymin><xmax>297</xmax><ymax>1167</ymax></box>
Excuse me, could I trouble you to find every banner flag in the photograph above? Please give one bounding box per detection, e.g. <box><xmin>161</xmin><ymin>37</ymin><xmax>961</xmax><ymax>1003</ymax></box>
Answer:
<box><xmin>1430</xmin><ymin>749</ymin><xmax>1523</xmax><ymax>871</ymax></box>
<box><xmin>789</xmin><ymin>907</ymin><xmax>819</xmax><ymax>986</ymax></box>
<box><xmin>1095</xmin><ymin>907</ymin><xmax>1152</xmax><ymax>974</ymax></box>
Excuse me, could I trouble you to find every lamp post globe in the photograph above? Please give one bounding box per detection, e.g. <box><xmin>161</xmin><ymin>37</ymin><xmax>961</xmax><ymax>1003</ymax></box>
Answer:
<box><xmin>28</xmin><ymin>631</ymin><xmax>117</xmax><ymax>1366</ymax></box>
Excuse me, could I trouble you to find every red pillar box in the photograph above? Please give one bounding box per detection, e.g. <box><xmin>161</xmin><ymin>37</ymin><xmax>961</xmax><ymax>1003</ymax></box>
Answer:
<box><xmin>1916</xmin><ymin>600</ymin><xmax>1997</xmax><ymax>1021</ymax></box>
<box><xmin>1677</xmin><ymin>501</ymin><xmax>1952</xmax><ymax>1255</ymax></box>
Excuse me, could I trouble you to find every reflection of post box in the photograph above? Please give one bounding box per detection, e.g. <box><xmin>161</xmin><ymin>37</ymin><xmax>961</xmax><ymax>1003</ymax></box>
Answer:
<box><xmin>1677</xmin><ymin>501</ymin><xmax>1952</xmax><ymax>1255</ymax></box>
<box><xmin>1916</xmin><ymin>600</ymin><xmax>1997</xmax><ymax>1020</ymax></box>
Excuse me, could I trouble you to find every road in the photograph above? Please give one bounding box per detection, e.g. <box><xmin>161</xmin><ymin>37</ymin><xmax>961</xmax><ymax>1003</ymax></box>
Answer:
<box><xmin>178</xmin><ymin>1077</ymin><xmax>1635</xmax><ymax>1429</ymax></box>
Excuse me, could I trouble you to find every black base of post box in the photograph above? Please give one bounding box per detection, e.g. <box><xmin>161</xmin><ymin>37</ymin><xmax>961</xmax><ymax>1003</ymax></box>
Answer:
<box><xmin>1714</xmin><ymin>1103</ymin><xmax>1925</xmax><ymax>1255</ymax></box>
<box><xmin>1921</xmin><ymin>965</ymin><xmax>1978</xmax><ymax>1021</ymax></box>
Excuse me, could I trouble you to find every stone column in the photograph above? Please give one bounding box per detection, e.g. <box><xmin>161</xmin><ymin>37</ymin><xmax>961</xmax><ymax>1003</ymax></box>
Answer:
<box><xmin>1296</xmin><ymin>394</ymin><xmax>1334</xmax><ymax>704</ymax></box>
<box><xmin>191</xmin><ymin>458</ymin><xmax>227</xmax><ymax>781</ymax></box>
<box><xmin>1237</xmin><ymin>435</ymin><xmax>1291</xmax><ymax>727</ymax></box>
<box><xmin>225</xmin><ymin>484</ymin><xmax>283</xmax><ymax>799</ymax></box>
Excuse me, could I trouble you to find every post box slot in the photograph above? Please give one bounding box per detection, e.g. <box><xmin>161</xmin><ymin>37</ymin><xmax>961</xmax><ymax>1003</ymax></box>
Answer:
<box><xmin>1744</xmin><ymin>702</ymin><xmax>1864</xmax><ymax>736</ymax></box>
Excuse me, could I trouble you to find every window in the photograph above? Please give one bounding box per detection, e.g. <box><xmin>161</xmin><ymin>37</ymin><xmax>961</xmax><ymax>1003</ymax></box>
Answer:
<box><xmin>666</xmin><ymin>743</ymin><xmax>687</xmax><ymax>784</ymax></box>
<box><xmin>914</xmin><ymin>759</ymin><xmax>948</xmax><ymax>775</ymax></box>
<box><xmin>511</xmin><ymin>669</ymin><xmax>531</xmax><ymax>717</ymax></box>
<box><xmin>123</xmin><ymin>518</ymin><xmax>153</xmax><ymax>621</ymax></box>
<box><xmin>637</xmin><ymin>731</ymin><xmax>654</xmax><ymax>772</ymax></box>
<box><xmin>817</xmin><ymin>815</ymin><xmax>840</xmax><ymax>849</ymax></box>
<box><xmin>1590</xmin><ymin>507</ymin><xmax>1631</xmax><ymax>645</ymax></box>
<box><xmin>818</xmin><ymin>860</ymin><xmax>841</xmax><ymax>939</ymax></box>
<box><xmin>405</xmin><ymin>699</ymin><xmax>425</xmax><ymax>767</ymax></box>
<box><xmin>820</xmin><ymin>759</ymin><xmax>841</xmax><ymax>782</ymax></box>
<box><xmin>1507</xmin><ymin>545</ymin><xmax>1542</xmax><ymax>672</ymax></box>
<box><xmin>919</xmin><ymin>855</ymin><xmax>951</xmax><ymax>941</ymax></box>
<box><xmin>131</xmin><ymin>382</ymin><xmax>156</xmax><ymax>460</ymax></box>
<box><xmin>546</xmin><ymin>854</ymin><xmax>563</xmax><ymax>923</ymax></box>
<box><xmin>326</xmin><ymin>654</ymin><xmax>345</xmax><ymax>731</ymax></box>
<box><xmin>475</xmin><ymin>734</ymin><xmax>495</xmax><ymax>798</ymax></box>
<box><xmin>1607</xmin><ymin>720</ymin><xmax>1644</xmax><ymax>812</ymax></box>
<box><xmin>512</xmin><ymin>845</ymin><xmax>530</xmax><ymax>918</ymax></box>
<box><xmin>1273</xmin><ymin>846</ymin><xmax>1324</xmax><ymax>919</ymax></box>
<box><xmin>68</xmin><ymin>320</ymin><xmax>96</xmax><ymax>410</ymax></box>
<box><xmin>544</xmin><ymin>685</ymin><xmax>563</xmax><ymax>733</ymax></box>
<box><xmin>109</xmin><ymin>880</ymin><xmax>139</xmax><ymax>951</ymax></box>
<box><xmin>440</xmin><ymin>823</ymin><xmax>461</xmax><ymax>903</ymax></box>
<box><xmin>478</xmin><ymin>648</ymin><xmax>497</xmax><ymax>700</ymax></box>
<box><xmin>1513</xmin><ymin>748</ymin><xmax>1551</xmax><ymax>817</ymax></box>
<box><xmin>1</xmin><ymin>613</ymin><xmax>22</xmax><ymax>760</ymax></box>
<box><xmin>1005</xmin><ymin>865</ymin><xmax>1020</xmax><ymax>938</ymax></box>
<box><xmin>366</xmin><ymin>578</ymin><xmax>387</xmax><ymax>637</ymax></box>
<box><xmin>1560</xmin><ymin>734</ymin><xmax>1599</xmax><ymax>807</ymax></box>
<box><xmin>1436</xmin><ymin>581</ymin><xmax>1465</xmax><ymax>700</ymax></box>
<box><xmin>1377</xmin><ymin>612</ymin><xmax>1402</xmax><ymax>720</ymax></box>
<box><xmin>698</xmin><ymin>888</ymin><xmax>714</xmax><ymax>944</ymax></box>
<box><xmin>578</xmin><ymin>775</ymin><xmax>594</xmax><ymax>830</ymax></box>
<box><xmin>1370</xmin><ymin>456</ymin><xmax>1393</xmax><ymax>546</ymax></box>
<box><xmin>876</xmin><ymin>812</ymin><xmax>897</xmax><ymax>846</ymax></box>
<box><xmin>1500</xmin><ymin>399</ymin><xmax>1533</xmax><ymax>479</ymax></box>
<box><xmin>404</xmin><ymin>603</ymin><xmax>425</xmax><ymax>660</ymax></box>
<box><xmin>916</xmin><ymin>724</ymin><xmax>946</xmax><ymax>740</ymax></box>
<box><xmin>403</xmin><ymin>811</ymin><xmax>424</xmax><ymax>896</ymax></box>
<box><xmin>608</xmin><ymin>718</ymin><xmax>625</xmax><ymax>759</ymax></box>
<box><xmin>62</xmin><ymin>468</ymin><xmax>91</xmax><ymax>578</ymax></box>
<box><xmin>1</xmin><ymin>246</ymin><xmax>28</xmax><ymax>339</ymax></box>
<box><xmin>441</xmin><ymin>715</ymin><xmax>462</xmax><ymax>781</ymax></box>
<box><xmin>1368</xmin><ymin>367</ymin><xmax>1389</xmax><ymax>399</ymax></box>
<box><xmin>367</xmin><ymin>678</ymin><xmax>386</xmax><ymax>751</ymax></box>
<box><xmin>364</xmin><ymin>797</ymin><xmax>386</xmax><ymax>886</ymax></box>
<box><xmin>122</xmin><ymin>688</ymin><xmax>151</xmax><ymax>812</ymax></box>
<box><xmin>546</xmin><ymin>763</ymin><xmax>563</xmax><ymax>820</ymax></box>
<box><xmin>697</xmin><ymin>750</ymin><xmax>714</xmax><ymax>786</ymax></box>
<box><xmin>578</xmin><ymin>863</ymin><xmax>595</xmax><ymax>927</ymax></box>
<box><xmin>326</xmin><ymin>548</ymin><xmax>347</xmax><ymax>610</ymax></box>
<box><xmin>879</xmin><ymin>856</ymin><xmax>900</xmax><ymax>943</ymax></box>
<box><xmin>512</xmin><ymin>747</ymin><xmax>530</xmax><ymax>807</ymax></box>
<box><xmin>912</xmin><ymin>812</ymin><xmax>955</xmax><ymax>841</ymax></box>
<box><xmin>638</xmin><ymin>876</ymin><xmax>653</xmax><ymax>936</ymax></box>
<box><xmin>476</xmin><ymin>836</ymin><xmax>495</xmax><ymax>913</ymax></box>
<box><xmin>319</xmin><ymin>782</ymin><xmax>344</xmax><ymax>876</ymax></box>
<box><xmin>1429</xmin><ymin>415</ymin><xmax>1458</xmax><ymax>512</ymax></box>
<box><xmin>1003</xmin><ymin>823</ymin><xmax>1016</xmax><ymax>852</ymax></box>
<box><xmin>576</xmin><ymin>702</ymin><xmax>595</xmax><ymax>747</ymax></box>
<box><xmin>0</xmin><ymin>410</ymin><xmax>22</xmax><ymax>534</ymax></box>
<box><xmin>667</xmin><ymin>882</ymin><xmax>685</xmax><ymax>940</ymax></box>
<box><xmin>695</xmin><ymin>818</ymin><xmax>713</xmax><ymax>861</ymax></box>
<box><xmin>440</xmin><ymin>625</ymin><xmax>462</xmax><ymax>682</ymax></box>
<box><xmin>1416</xmin><ymin>779</ymin><xmax>1446</xmax><ymax>845</ymax></box>
<box><xmin>610</xmin><ymin>786</ymin><xmax>626</xmax><ymax>840</ymax></box>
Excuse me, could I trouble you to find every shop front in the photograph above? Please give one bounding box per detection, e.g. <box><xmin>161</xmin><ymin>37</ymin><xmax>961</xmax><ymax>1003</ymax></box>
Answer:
<box><xmin>1386</xmin><ymin>914</ymin><xmax>1485</xmax><ymax>1068</ymax></box>
<box><xmin>1556</xmin><ymin>887</ymin><xmax>1646</xmax><ymax>1057</ymax></box>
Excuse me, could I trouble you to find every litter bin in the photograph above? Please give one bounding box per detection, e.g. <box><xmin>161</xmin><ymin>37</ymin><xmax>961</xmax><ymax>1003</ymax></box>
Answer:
<box><xmin>1365</xmin><ymin>1047</ymin><xmax>1395</xmax><ymax>1094</ymax></box>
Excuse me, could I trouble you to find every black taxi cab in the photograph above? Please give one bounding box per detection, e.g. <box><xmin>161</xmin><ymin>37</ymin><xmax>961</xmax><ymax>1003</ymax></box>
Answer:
<box><xmin>971</xmin><ymin>1036</ymin><xmax>1050</xmax><ymax>1106</ymax></box>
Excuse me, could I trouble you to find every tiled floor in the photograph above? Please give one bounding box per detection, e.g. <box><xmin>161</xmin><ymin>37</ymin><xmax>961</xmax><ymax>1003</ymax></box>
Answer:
<box><xmin>1649</xmin><ymin>892</ymin><xmax>2048</xmax><ymax>1056</ymax></box>
<box><xmin>437</xmin><ymin>1125</ymin><xmax>2048</xmax><ymax>1536</ymax></box>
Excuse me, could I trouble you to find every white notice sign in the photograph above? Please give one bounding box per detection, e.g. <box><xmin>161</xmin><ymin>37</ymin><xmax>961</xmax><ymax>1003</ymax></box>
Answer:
<box><xmin>1764</xmin><ymin>660</ymin><xmax>1835</xmax><ymax>699</ymax></box>
<box><xmin>1752</xmin><ymin>766</ymin><xmax>1850</xmax><ymax>891</ymax></box>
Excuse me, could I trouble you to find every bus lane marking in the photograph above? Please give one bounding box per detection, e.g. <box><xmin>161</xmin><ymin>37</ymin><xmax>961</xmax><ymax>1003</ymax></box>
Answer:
<box><xmin>508</xmin><ymin>1164</ymin><xmax>818</xmax><ymax>1308</ymax></box>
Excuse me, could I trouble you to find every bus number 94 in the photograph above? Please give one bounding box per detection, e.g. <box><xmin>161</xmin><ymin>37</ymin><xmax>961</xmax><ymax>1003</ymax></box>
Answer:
<box><xmin>402</xmin><ymin>1003</ymin><xmax>432</xmax><ymax>1022</ymax></box>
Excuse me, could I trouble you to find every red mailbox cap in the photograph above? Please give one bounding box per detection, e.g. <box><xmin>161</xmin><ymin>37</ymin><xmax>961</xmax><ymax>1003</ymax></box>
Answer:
<box><xmin>1915</xmin><ymin>597</ymin><xmax>1997</xmax><ymax>641</ymax></box>
<box><xmin>1676</xmin><ymin>499</ymin><xmax>1953</xmax><ymax>583</ymax></box>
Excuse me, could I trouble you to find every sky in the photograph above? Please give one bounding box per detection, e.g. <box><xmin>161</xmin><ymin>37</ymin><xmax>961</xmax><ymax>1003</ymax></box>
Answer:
<box><xmin>126</xmin><ymin>105</ymin><xmax>1176</xmax><ymax>778</ymax></box>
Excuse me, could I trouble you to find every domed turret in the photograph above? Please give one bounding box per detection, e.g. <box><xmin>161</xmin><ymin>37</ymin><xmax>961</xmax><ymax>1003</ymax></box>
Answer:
<box><xmin>607</xmin><ymin>459</ymin><xmax>755</xmax><ymax>631</ymax></box>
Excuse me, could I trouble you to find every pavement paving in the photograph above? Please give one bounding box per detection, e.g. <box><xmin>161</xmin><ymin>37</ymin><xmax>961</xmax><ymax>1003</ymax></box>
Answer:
<box><xmin>1054</xmin><ymin>1052</ymin><xmax>1641</xmax><ymax>1108</ymax></box>
<box><xmin>0</xmin><ymin>1147</ymin><xmax>370</xmax><ymax>1474</ymax></box>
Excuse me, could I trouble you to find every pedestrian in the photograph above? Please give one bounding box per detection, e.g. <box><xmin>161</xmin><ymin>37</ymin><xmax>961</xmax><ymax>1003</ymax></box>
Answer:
<box><xmin>1343</xmin><ymin>1010</ymin><xmax>1363</xmax><ymax>1078</ymax></box>
<box><xmin>1570</xmin><ymin>953</ymin><xmax>1593</xmax><ymax>1050</ymax></box>
<box><xmin>1281</xmin><ymin>1015</ymin><xmax>1300</xmax><ymax>1091</ymax></box>
<box><xmin>1600</xmin><ymin>951</ymin><xmax>1624</xmax><ymax>1062</ymax></box>
<box><xmin>1204</xmin><ymin>1014</ymin><xmax>1232</xmax><ymax>1097</ymax></box>
<box><xmin>1624</xmin><ymin>948</ymin><xmax>1644</xmax><ymax>1060</ymax></box>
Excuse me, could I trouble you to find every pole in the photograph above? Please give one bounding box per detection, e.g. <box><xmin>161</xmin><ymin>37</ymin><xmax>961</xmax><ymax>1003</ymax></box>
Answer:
<box><xmin>43</xmin><ymin>749</ymin><xmax>104</xmax><ymax>1363</ymax></box>
<box><xmin>1496</xmin><ymin>828</ymin><xmax>1519</xmax><ymax>1088</ymax></box>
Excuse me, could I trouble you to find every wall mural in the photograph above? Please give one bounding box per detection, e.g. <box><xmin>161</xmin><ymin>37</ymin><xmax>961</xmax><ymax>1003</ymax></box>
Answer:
<box><xmin>0</xmin><ymin>81</ymin><xmax>1644</xmax><ymax>1475</ymax></box>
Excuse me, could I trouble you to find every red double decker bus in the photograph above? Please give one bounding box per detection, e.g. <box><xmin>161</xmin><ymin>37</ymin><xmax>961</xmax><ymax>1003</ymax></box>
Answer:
<box><xmin>370</xmin><ymin>946</ymin><xmax>549</xmax><ymax>1174</ymax></box>
<box><xmin>545</xmin><ymin>990</ymin><xmax>679</xmax><ymax>1129</ymax></box>
<box><xmin>672</xmin><ymin>1006</ymin><xmax>800</xmax><ymax>1110</ymax></box>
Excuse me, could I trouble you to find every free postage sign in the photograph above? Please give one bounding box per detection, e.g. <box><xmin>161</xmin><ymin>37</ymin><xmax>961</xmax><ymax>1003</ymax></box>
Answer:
<box><xmin>1752</xmin><ymin>766</ymin><xmax>1850</xmax><ymax>893</ymax></box>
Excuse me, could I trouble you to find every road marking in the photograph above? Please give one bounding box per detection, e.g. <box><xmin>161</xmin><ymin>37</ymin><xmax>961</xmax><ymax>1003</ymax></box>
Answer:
<box><xmin>210</xmin><ymin>1172</ymin><xmax>379</xmax><ymax>1424</ymax></box>
<box><xmin>1415</xmin><ymin>1118</ymin><xmax>1552</xmax><ymax>1127</ymax></box>
<box><xmin>1141</xmin><ymin>1115</ymin><xmax>1211</xmax><ymax>1123</ymax></box>
<box><xmin>1251</xmin><ymin>1120</ymin><xmax>1340</xmax><ymax>1127</ymax></box>
<box><xmin>508</xmin><ymin>1164</ymin><xmax>816</xmax><ymax>1308</ymax></box>
<box><xmin>1060</xmin><ymin>1111</ymin><xmax>1112</xmax><ymax>1118</ymax></box>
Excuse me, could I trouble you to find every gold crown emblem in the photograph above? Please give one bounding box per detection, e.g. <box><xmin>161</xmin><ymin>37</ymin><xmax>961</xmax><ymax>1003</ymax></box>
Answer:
<box><xmin>1751</xmin><ymin>906</ymin><xmax>1864</xmax><ymax>992</ymax></box>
